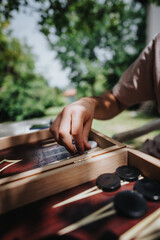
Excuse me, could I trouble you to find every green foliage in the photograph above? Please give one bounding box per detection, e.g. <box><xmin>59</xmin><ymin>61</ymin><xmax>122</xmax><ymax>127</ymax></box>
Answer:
<box><xmin>0</xmin><ymin>22</ymin><xmax>63</xmax><ymax>122</ymax></box>
<box><xmin>36</xmin><ymin>0</ymin><xmax>147</xmax><ymax>95</ymax></box>
<box><xmin>1</xmin><ymin>0</ymin><xmax>147</xmax><ymax>96</ymax></box>
<box><xmin>1</xmin><ymin>0</ymin><xmax>151</xmax><ymax>98</ymax></box>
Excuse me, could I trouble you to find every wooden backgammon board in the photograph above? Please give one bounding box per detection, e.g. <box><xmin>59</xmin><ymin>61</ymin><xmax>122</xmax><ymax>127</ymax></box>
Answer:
<box><xmin>0</xmin><ymin>129</ymin><xmax>160</xmax><ymax>240</ymax></box>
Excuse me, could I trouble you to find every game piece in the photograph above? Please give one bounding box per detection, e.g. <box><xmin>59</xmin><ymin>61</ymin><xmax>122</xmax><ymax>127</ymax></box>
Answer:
<box><xmin>96</xmin><ymin>173</ymin><xmax>121</xmax><ymax>192</ymax></box>
<box><xmin>72</xmin><ymin>139</ymin><xmax>98</xmax><ymax>151</ymax></box>
<box><xmin>116</xmin><ymin>165</ymin><xmax>141</xmax><ymax>182</ymax></box>
<box><xmin>88</xmin><ymin>140</ymin><xmax>98</xmax><ymax>149</ymax></box>
<box><xmin>134</xmin><ymin>178</ymin><xmax>160</xmax><ymax>201</ymax></box>
<box><xmin>114</xmin><ymin>190</ymin><xmax>148</xmax><ymax>218</ymax></box>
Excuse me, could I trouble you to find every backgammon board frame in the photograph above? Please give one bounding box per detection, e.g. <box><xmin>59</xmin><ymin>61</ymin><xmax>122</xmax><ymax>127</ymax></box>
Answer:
<box><xmin>0</xmin><ymin>129</ymin><xmax>160</xmax><ymax>239</ymax></box>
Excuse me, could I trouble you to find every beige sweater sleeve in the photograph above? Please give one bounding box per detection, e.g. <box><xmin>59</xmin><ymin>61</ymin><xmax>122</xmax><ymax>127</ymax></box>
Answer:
<box><xmin>112</xmin><ymin>33</ymin><xmax>160</xmax><ymax>111</ymax></box>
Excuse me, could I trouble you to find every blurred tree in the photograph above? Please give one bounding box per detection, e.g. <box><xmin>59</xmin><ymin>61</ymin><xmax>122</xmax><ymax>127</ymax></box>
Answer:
<box><xmin>1</xmin><ymin>0</ymin><xmax>148</xmax><ymax>96</ymax></box>
<box><xmin>0</xmin><ymin>20</ymin><xmax>63</xmax><ymax>121</ymax></box>
<box><xmin>38</xmin><ymin>0</ymin><xmax>147</xmax><ymax>96</ymax></box>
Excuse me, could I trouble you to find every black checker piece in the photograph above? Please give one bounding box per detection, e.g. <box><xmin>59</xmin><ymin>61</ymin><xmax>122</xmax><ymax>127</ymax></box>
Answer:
<box><xmin>116</xmin><ymin>165</ymin><xmax>141</xmax><ymax>182</ymax></box>
<box><xmin>134</xmin><ymin>178</ymin><xmax>160</xmax><ymax>201</ymax></box>
<box><xmin>96</xmin><ymin>173</ymin><xmax>121</xmax><ymax>192</ymax></box>
<box><xmin>114</xmin><ymin>190</ymin><xmax>147</xmax><ymax>218</ymax></box>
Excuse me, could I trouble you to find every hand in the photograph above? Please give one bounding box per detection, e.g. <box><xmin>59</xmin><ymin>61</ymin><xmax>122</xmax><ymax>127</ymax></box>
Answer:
<box><xmin>50</xmin><ymin>97</ymin><xmax>97</xmax><ymax>155</ymax></box>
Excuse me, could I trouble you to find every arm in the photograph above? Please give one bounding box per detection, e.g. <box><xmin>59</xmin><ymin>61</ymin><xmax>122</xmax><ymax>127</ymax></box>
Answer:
<box><xmin>94</xmin><ymin>91</ymin><xmax>126</xmax><ymax>120</ymax></box>
<box><xmin>50</xmin><ymin>33</ymin><xmax>160</xmax><ymax>155</ymax></box>
<box><xmin>50</xmin><ymin>91</ymin><xmax>126</xmax><ymax>155</ymax></box>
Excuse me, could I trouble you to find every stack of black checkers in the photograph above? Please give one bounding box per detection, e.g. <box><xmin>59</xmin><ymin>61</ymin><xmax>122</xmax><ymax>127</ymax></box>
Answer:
<box><xmin>96</xmin><ymin>165</ymin><xmax>160</xmax><ymax>219</ymax></box>
<box><xmin>96</xmin><ymin>165</ymin><xmax>141</xmax><ymax>192</ymax></box>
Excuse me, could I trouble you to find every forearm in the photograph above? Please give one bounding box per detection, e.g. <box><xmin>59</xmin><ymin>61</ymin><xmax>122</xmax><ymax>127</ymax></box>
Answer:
<box><xmin>92</xmin><ymin>91</ymin><xmax>127</xmax><ymax>120</ymax></box>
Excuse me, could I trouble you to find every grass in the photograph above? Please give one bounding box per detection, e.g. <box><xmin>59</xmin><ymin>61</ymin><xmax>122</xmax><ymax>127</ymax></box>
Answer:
<box><xmin>46</xmin><ymin>106</ymin><xmax>160</xmax><ymax>150</ymax></box>
<box><xmin>92</xmin><ymin>110</ymin><xmax>160</xmax><ymax>150</ymax></box>
<box><xmin>45</xmin><ymin>106</ymin><xmax>65</xmax><ymax>116</ymax></box>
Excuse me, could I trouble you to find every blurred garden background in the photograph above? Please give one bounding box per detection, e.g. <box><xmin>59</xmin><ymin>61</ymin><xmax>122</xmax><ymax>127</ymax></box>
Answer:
<box><xmin>0</xmin><ymin>0</ymin><xmax>160</xmax><ymax>149</ymax></box>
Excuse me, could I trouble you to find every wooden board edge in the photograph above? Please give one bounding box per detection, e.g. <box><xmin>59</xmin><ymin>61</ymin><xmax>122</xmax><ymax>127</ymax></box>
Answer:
<box><xmin>0</xmin><ymin>150</ymin><xmax>128</xmax><ymax>214</ymax></box>
<box><xmin>0</xmin><ymin>146</ymin><xmax>124</xmax><ymax>186</ymax></box>
<box><xmin>127</xmin><ymin>147</ymin><xmax>160</xmax><ymax>181</ymax></box>
<box><xmin>1</xmin><ymin>147</ymin><xmax>160</xmax><ymax>214</ymax></box>
<box><xmin>90</xmin><ymin>128</ymin><xmax>126</xmax><ymax>148</ymax></box>
<box><xmin>0</xmin><ymin>129</ymin><xmax>53</xmax><ymax>150</ymax></box>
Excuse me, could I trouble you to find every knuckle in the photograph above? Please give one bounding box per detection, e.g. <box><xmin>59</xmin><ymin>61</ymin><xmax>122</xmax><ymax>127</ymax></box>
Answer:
<box><xmin>71</xmin><ymin>107</ymin><xmax>78</xmax><ymax>114</ymax></box>
<box><xmin>62</xmin><ymin>106</ymin><xmax>71</xmax><ymax>115</ymax></box>
<box><xmin>72</xmin><ymin>106</ymin><xmax>84</xmax><ymax>114</ymax></box>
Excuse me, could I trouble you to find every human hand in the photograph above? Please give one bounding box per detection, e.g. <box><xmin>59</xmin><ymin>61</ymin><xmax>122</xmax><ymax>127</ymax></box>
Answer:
<box><xmin>50</xmin><ymin>97</ymin><xmax>97</xmax><ymax>155</ymax></box>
